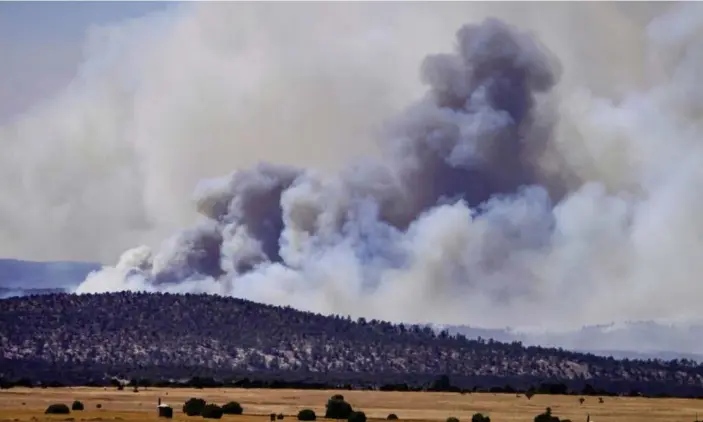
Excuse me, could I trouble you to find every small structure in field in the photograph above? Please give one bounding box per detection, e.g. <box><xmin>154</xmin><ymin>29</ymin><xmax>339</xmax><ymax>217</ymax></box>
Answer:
<box><xmin>158</xmin><ymin>401</ymin><xmax>173</xmax><ymax>419</ymax></box>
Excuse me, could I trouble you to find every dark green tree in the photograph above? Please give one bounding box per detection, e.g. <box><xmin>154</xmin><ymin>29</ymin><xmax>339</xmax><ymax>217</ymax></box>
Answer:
<box><xmin>325</xmin><ymin>395</ymin><xmax>353</xmax><ymax>419</ymax></box>
<box><xmin>183</xmin><ymin>398</ymin><xmax>207</xmax><ymax>416</ymax></box>
<box><xmin>222</xmin><ymin>401</ymin><xmax>243</xmax><ymax>415</ymax></box>
<box><xmin>45</xmin><ymin>404</ymin><xmax>70</xmax><ymax>415</ymax></box>
<box><xmin>297</xmin><ymin>409</ymin><xmax>316</xmax><ymax>421</ymax></box>
<box><xmin>201</xmin><ymin>404</ymin><xmax>224</xmax><ymax>419</ymax></box>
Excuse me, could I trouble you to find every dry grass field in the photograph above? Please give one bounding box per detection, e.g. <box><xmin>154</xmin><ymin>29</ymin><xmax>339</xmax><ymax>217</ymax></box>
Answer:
<box><xmin>0</xmin><ymin>388</ymin><xmax>701</xmax><ymax>422</ymax></box>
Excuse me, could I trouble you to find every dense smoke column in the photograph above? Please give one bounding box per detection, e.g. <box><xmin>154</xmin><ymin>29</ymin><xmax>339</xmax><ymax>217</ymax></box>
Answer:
<box><xmin>380</xmin><ymin>18</ymin><xmax>561</xmax><ymax>228</ymax></box>
<box><xmin>83</xmin><ymin>18</ymin><xmax>564</xmax><ymax>297</ymax></box>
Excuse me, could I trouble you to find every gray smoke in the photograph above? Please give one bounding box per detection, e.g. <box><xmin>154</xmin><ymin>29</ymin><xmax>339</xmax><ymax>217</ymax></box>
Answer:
<box><xmin>6</xmin><ymin>2</ymin><xmax>703</xmax><ymax>338</ymax></box>
<box><xmin>82</xmin><ymin>17</ymin><xmax>568</xmax><ymax>311</ymax></box>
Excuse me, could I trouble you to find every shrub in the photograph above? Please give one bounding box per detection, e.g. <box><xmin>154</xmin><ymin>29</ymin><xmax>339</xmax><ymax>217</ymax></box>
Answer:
<box><xmin>71</xmin><ymin>401</ymin><xmax>84</xmax><ymax>411</ymax></box>
<box><xmin>183</xmin><ymin>398</ymin><xmax>207</xmax><ymax>416</ymax></box>
<box><xmin>45</xmin><ymin>404</ymin><xmax>71</xmax><ymax>415</ymax></box>
<box><xmin>201</xmin><ymin>404</ymin><xmax>224</xmax><ymax>419</ymax></box>
<box><xmin>472</xmin><ymin>414</ymin><xmax>490</xmax><ymax>422</ymax></box>
<box><xmin>534</xmin><ymin>407</ymin><xmax>560</xmax><ymax>422</ymax></box>
<box><xmin>387</xmin><ymin>414</ymin><xmax>399</xmax><ymax>420</ymax></box>
<box><xmin>297</xmin><ymin>409</ymin><xmax>316</xmax><ymax>421</ymax></box>
<box><xmin>222</xmin><ymin>401</ymin><xmax>243</xmax><ymax>415</ymax></box>
<box><xmin>447</xmin><ymin>417</ymin><xmax>460</xmax><ymax>422</ymax></box>
<box><xmin>96</xmin><ymin>404</ymin><xmax>102</xmax><ymax>409</ymax></box>
<box><xmin>349</xmin><ymin>411</ymin><xmax>366</xmax><ymax>422</ymax></box>
<box><xmin>271</xmin><ymin>413</ymin><xmax>277</xmax><ymax>421</ymax></box>
<box><xmin>579</xmin><ymin>398</ymin><xmax>585</xmax><ymax>405</ymax></box>
<box><xmin>326</xmin><ymin>395</ymin><xmax>353</xmax><ymax>419</ymax></box>
<box><xmin>278</xmin><ymin>414</ymin><xmax>285</xmax><ymax>420</ymax></box>
<box><xmin>525</xmin><ymin>391</ymin><xmax>535</xmax><ymax>400</ymax></box>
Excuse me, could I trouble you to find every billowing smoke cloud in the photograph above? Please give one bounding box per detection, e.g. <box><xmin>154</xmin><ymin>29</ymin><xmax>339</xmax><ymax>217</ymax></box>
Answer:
<box><xmin>7</xmin><ymin>2</ymin><xmax>703</xmax><ymax>337</ymax></box>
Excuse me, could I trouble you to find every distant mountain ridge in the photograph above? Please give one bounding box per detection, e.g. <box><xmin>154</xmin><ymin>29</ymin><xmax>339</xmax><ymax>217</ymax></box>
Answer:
<box><xmin>433</xmin><ymin>323</ymin><xmax>703</xmax><ymax>362</ymax></box>
<box><xmin>0</xmin><ymin>258</ymin><xmax>100</xmax><ymax>298</ymax></box>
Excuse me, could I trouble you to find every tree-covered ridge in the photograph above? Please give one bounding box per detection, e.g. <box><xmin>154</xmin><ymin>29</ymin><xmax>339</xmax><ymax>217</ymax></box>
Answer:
<box><xmin>0</xmin><ymin>292</ymin><xmax>702</xmax><ymax>395</ymax></box>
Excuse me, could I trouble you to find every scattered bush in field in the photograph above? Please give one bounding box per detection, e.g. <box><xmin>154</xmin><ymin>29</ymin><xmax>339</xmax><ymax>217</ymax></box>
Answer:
<box><xmin>221</xmin><ymin>401</ymin><xmax>243</xmax><ymax>415</ymax></box>
<box><xmin>71</xmin><ymin>401</ymin><xmax>84</xmax><ymax>411</ymax></box>
<box><xmin>387</xmin><ymin>414</ymin><xmax>399</xmax><ymax>420</ymax></box>
<box><xmin>117</xmin><ymin>385</ymin><xmax>124</xmax><ymax>391</ymax></box>
<box><xmin>348</xmin><ymin>411</ymin><xmax>366</xmax><ymax>422</ymax></box>
<box><xmin>447</xmin><ymin>417</ymin><xmax>460</xmax><ymax>422</ymax></box>
<box><xmin>277</xmin><ymin>413</ymin><xmax>285</xmax><ymax>420</ymax></box>
<box><xmin>325</xmin><ymin>395</ymin><xmax>353</xmax><ymax>419</ymax></box>
<box><xmin>579</xmin><ymin>398</ymin><xmax>585</xmax><ymax>405</ymax></box>
<box><xmin>271</xmin><ymin>413</ymin><xmax>277</xmax><ymax>421</ymax></box>
<box><xmin>525</xmin><ymin>391</ymin><xmax>535</xmax><ymax>400</ymax></box>
<box><xmin>297</xmin><ymin>409</ymin><xmax>316</xmax><ymax>421</ymax></box>
<box><xmin>201</xmin><ymin>404</ymin><xmax>224</xmax><ymax>419</ymax></box>
<box><xmin>598</xmin><ymin>397</ymin><xmax>604</xmax><ymax>404</ymax></box>
<box><xmin>183</xmin><ymin>398</ymin><xmax>207</xmax><ymax>416</ymax></box>
<box><xmin>534</xmin><ymin>407</ymin><xmax>560</xmax><ymax>422</ymax></box>
<box><xmin>472</xmin><ymin>413</ymin><xmax>490</xmax><ymax>422</ymax></box>
<box><xmin>45</xmin><ymin>404</ymin><xmax>70</xmax><ymax>414</ymax></box>
<box><xmin>96</xmin><ymin>404</ymin><xmax>102</xmax><ymax>409</ymax></box>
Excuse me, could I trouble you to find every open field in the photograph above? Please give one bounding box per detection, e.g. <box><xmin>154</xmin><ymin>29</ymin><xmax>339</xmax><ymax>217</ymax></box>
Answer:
<box><xmin>1</xmin><ymin>388</ymin><xmax>702</xmax><ymax>422</ymax></box>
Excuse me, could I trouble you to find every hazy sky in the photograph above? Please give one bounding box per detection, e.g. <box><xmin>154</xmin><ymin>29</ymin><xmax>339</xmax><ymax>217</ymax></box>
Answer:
<box><xmin>0</xmin><ymin>1</ymin><xmax>173</xmax><ymax>122</ymax></box>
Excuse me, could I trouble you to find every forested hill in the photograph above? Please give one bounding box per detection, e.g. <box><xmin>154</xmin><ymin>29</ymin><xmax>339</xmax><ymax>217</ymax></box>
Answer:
<box><xmin>1</xmin><ymin>292</ymin><xmax>702</xmax><ymax>396</ymax></box>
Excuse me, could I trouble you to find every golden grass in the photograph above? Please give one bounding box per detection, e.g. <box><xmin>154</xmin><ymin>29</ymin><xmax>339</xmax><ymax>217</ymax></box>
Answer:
<box><xmin>0</xmin><ymin>387</ymin><xmax>701</xmax><ymax>422</ymax></box>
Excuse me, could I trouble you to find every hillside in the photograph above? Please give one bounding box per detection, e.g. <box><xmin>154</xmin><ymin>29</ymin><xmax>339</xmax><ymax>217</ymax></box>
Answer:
<box><xmin>1</xmin><ymin>292</ymin><xmax>703</xmax><ymax>396</ymax></box>
<box><xmin>4</xmin><ymin>259</ymin><xmax>703</xmax><ymax>360</ymax></box>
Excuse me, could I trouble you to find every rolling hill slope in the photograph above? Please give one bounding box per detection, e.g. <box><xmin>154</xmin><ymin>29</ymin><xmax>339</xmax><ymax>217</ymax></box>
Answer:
<box><xmin>1</xmin><ymin>292</ymin><xmax>703</xmax><ymax>396</ymax></box>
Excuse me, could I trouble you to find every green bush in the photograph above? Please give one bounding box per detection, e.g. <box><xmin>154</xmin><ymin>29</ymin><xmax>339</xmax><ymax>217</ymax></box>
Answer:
<box><xmin>348</xmin><ymin>411</ymin><xmax>366</xmax><ymax>422</ymax></box>
<box><xmin>297</xmin><ymin>409</ymin><xmax>316</xmax><ymax>421</ymax></box>
<box><xmin>45</xmin><ymin>404</ymin><xmax>70</xmax><ymax>415</ymax></box>
<box><xmin>387</xmin><ymin>414</ymin><xmax>399</xmax><ymax>420</ymax></box>
<box><xmin>71</xmin><ymin>401</ymin><xmax>84</xmax><ymax>411</ymax></box>
<box><xmin>201</xmin><ymin>404</ymin><xmax>224</xmax><ymax>419</ymax></box>
<box><xmin>96</xmin><ymin>404</ymin><xmax>102</xmax><ymax>409</ymax></box>
<box><xmin>534</xmin><ymin>407</ymin><xmax>560</xmax><ymax>422</ymax></box>
<box><xmin>277</xmin><ymin>414</ymin><xmax>285</xmax><ymax>420</ymax></box>
<box><xmin>222</xmin><ymin>401</ymin><xmax>243</xmax><ymax>415</ymax></box>
<box><xmin>447</xmin><ymin>417</ymin><xmax>460</xmax><ymax>422</ymax></box>
<box><xmin>183</xmin><ymin>398</ymin><xmax>207</xmax><ymax>416</ymax></box>
<box><xmin>472</xmin><ymin>414</ymin><xmax>490</xmax><ymax>422</ymax></box>
<box><xmin>326</xmin><ymin>396</ymin><xmax>353</xmax><ymax>419</ymax></box>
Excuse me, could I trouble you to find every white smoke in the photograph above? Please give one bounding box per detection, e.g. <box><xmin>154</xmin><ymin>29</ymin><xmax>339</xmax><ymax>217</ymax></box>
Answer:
<box><xmin>5</xmin><ymin>2</ymin><xmax>703</xmax><ymax>338</ymax></box>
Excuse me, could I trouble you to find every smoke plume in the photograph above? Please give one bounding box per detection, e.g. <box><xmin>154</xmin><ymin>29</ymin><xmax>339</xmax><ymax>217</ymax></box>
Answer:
<box><xmin>4</xmin><ymin>2</ymin><xmax>703</xmax><ymax>335</ymax></box>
